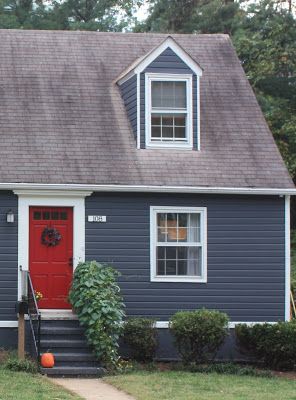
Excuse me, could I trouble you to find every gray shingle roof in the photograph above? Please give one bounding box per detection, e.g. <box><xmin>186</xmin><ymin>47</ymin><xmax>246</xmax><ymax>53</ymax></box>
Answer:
<box><xmin>0</xmin><ymin>29</ymin><xmax>293</xmax><ymax>188</ymax></box>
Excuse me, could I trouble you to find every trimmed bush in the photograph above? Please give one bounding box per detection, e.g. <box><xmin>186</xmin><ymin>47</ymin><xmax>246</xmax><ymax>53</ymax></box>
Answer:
<box><xmin>69</xmin><ymin>261</ymin><xmax>125</xmax><ymax>367</ymax></box>
<box><xmin>235</xmin><ymin>321</ymin><xmax>296</xmax><ymax>370</ymax></box>
<box><xmin>170</xmin><ymin>309</ymin><xmax>229</xmax><ymax>364</ymax></box>
<box><xmin>123</xmin><ymin>318</ymin><xmax>157</xmax><ymax>362</ymax></box>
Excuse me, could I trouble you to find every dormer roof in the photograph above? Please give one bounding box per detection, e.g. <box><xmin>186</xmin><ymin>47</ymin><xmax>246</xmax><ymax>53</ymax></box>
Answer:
<box><xmin>116</xmin><ymin>36</ymin><xmax>203</xmax><ymax>85</ymax></box>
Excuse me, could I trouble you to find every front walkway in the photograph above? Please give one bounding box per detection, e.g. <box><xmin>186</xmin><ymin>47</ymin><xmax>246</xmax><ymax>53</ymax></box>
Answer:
<box><xmin>50</xmin><ymin>378</ymin><xmax>135</xmax><ymax>400</ymax></box>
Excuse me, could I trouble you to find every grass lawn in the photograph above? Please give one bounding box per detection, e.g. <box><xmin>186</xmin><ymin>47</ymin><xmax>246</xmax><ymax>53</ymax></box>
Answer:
<box><xmin>0</xmin><ymin>369</ymin><xmax>82</xmax><ymax>400</ymax></box>
<box><xmin>105</xmin><ymin>371</ymin><xmax>296</xmax><ymax>400</ymax></box>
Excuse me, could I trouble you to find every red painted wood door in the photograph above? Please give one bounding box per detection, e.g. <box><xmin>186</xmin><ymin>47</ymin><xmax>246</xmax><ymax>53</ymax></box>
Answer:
<box><xmin>29</xmin><ymin>207</ymin><xmax>73</xmax><ymax>309</ymax></box>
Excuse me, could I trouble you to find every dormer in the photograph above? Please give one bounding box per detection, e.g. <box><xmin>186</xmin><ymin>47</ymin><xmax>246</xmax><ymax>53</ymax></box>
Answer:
<box><xmin>117</xmin><ymin>37</ymin><xmax>203</xmax><ymax>150</ymax></box>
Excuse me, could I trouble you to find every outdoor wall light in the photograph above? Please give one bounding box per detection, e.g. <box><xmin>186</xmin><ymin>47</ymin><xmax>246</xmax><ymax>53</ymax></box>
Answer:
<box><xmin>6</xmin><ymin>210</ymin><xmax>14</xmax><ymax>223</ymax></box>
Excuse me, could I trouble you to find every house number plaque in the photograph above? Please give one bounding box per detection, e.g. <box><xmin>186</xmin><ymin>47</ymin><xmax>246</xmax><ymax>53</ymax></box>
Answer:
<box><xmin>88</xmin><ymin>216</ymin><xmax>107</xmax><ymax>223</ymax></box>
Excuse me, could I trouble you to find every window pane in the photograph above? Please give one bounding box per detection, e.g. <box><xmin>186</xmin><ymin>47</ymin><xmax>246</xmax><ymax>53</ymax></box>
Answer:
<box><xmin>175</xmin><ymin>82</ymin><xmax>186</xmax><ymax>108</ymax></box>
<box><xmin>152</xmin><ymin>81</ymin><xmax>186</xmax><ymax>109</ymax></box>
<box><xmin>157</xmin><ymin>260</ymin><xmax>165</xmax><ymax>275</ymax></box>
<box><xmin>151</xmin><ymin>115</ymin><xmax>161</xmax><ymax>125</ymax></box>
<box><xmin>60</xmin><ymin>211</ymin><xmax>68</xmax><ymax>220</ymax></box>
<box><xmin>151</xmin><ymin>82</ymin><xmax>162</xmax><ymax>108</ymax></box>
<box><xmin>162</xmin><ymin>127</ymin><xmax>173</xmax><ymax>139</ymax></box>
<box><xmin>162</xmin><ymin>116</ymin><xmax>174</xmax><ymax>126</ymax></box>
<box><xmin>175</xmin><ymin>127</ymin><xmax>186</xmax><ymax>139</ymax></box>
<box><xmin>189</xmin><ymin>214</ymin><xmax>200</xmax><ymax>242</ymax></box>
<box><xmin>167</xmin><ymin>213</ymin><xmax>177</xmax><ymax>242</ymax></box>
<box><xmin>43</xmin><ymin>211</ymin><xmax>50</xmax><ymax>220</ymax></box>
<box><xmin>151</xmin><ymin>126</ymin><xmax>161</xmax><ymax>138</ymax></box>
<box><xmin>33</xmin><ymin>211</ymin><xmax>41</xmax><ymax>220</ymax></box>
<box><xmin>177</xmin><ymin>260</ymin><xmax>187</xmax><ymax>275</ymax></box>
<box><xmin>166</xmin><ymin>260</ymin><xmax>177</xmax><ymax>275</ymax></box>
<box><xmin>174</xmin><ymin>116</ymin><xmax>186</xmax><ymax>126</ymax></box>
<box><xmin>187</xmin><ymin>247</ymin><xmax>202</xmax><ymax>276</ymax></box>
<box><xmin>157</xmin><ymin>247</ymin><xmax>165</xmax><ymax>259</ymax></box>
<box><xmin>51</xmin><ymin>211</ymin><xmax>59</xmax><ymax>220</ymax></box>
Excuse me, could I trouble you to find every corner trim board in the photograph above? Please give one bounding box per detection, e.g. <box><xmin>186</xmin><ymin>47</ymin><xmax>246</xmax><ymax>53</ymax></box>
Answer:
<box><xmin>285</xmin><ymin>195</ymin><xmax>291</xmax><ymax>321</ymax></box>
<box><xmin>0</xmin><ymin>321</ymin><xmax>18</xmax><ymax>328</ymax></box>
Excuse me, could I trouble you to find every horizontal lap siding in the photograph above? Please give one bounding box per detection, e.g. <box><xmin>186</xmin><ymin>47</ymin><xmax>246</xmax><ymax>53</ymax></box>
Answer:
<box><xmin>85</xmin><ymin>193</ymin><xmax>285</xmax><ymax>322</ymax></box>
<box><xmin>119</xmin><ymin>75</ymin><xmax>137</xmax><ymax>139</ymax></box>
<box><xmin>0</xmin><ymin>192</ymin><xmax>18</xmax><ymax>321</ymax></box>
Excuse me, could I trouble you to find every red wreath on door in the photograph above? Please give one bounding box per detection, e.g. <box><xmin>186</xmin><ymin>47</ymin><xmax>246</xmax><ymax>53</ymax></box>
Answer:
<box><xmin>41</xmin><ymin>227</ymin><xmax>62</xmax><ymax>247</ymax></box>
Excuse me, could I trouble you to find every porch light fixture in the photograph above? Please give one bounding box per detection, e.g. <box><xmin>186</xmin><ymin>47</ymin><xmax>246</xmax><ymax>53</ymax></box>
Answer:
<box><xmin>6</xmin><ymin>210</ymin><xmax>14</xmax><ymax>223</ymax></box>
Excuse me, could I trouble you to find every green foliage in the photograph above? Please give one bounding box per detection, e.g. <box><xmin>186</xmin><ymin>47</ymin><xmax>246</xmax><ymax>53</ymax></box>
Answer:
<box><xmin>69</xmin><ymin>261</ymin><xmax>125</xmax><ymax>367</ymax></box>
<box><xmin>0</xmin><ymin>0</ymin><xmax>143</xmax><ymax>30</ymax></box>
<box><xmin>3</xmin><ymin>356</ymin><xmax>38</xmax><ymax>374</ymax></box>
<box><xmin>235</xmin><ymin>321</ymin><xmax>296</xmax><ymax>370</ymax></box>
<box><xmin>170</xmin><ymin>309</ymin><xmax>229</xmax><ymax>364</ymax></box>
<box><xmin>123</xmin><ymin>318</ymin><xmax>158</xmax><ymax>362</ymax></box>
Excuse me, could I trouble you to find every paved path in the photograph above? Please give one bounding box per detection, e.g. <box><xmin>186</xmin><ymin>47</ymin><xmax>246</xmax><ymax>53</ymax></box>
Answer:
<box><xmin>50</xmin><ymin>378</ymin><xmax>135</xmax><ymax>400</ymax></box>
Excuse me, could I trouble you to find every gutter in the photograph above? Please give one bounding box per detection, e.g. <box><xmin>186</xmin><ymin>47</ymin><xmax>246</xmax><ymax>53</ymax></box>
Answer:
<box><xmin>3</xmin><ymin>183</ymin><xmax>295</xmax><ymax>195</ymax></box>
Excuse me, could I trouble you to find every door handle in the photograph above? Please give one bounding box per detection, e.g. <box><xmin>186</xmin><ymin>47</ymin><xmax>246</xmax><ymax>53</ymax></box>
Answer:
<box><xmin>68</xmin><ymin>257</ymin><xmax>73</xmax><ymax>267</ymax></box>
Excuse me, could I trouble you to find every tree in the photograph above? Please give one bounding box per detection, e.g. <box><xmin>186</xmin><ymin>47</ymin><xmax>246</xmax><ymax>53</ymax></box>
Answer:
<box><xmin>0</xmin><ymin>0</ymin><xmax>143</xmax><ymax>30</ymax></box>
<box><xmin>137</xmin><ymin>0</ymin><xmax>296</xmax><ymax>185</ymax></box>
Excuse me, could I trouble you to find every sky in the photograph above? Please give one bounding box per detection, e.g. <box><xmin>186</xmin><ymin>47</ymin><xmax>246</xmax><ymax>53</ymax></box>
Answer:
<box><xmin>134</xmin><ymin>1</ymin><xmax>150</xmax><ymax>21</ymax></box>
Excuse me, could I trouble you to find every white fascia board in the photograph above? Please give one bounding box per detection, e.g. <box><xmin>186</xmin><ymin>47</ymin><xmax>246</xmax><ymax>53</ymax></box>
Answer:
<box><xmin>134</xmin><ymin>37</ymin><xmax>203</xmax><ymax>76</ymax></box>
<box><xmin>117</xmin><ymin>70</ymin><xmax>136</xmax><ymax>86</ymax></box>
<box><xmin>1</xmin><ymin>183</ymin><xmax>295</xmax><ymax>195</ymax></box>
<box><xmin>285</xmin><ymin>195</ymin><xmax>291</xmax><ymax>321</ymax></box>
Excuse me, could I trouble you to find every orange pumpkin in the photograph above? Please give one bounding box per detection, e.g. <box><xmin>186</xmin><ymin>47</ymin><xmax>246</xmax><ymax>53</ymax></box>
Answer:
<box><xmin>41</xmin><ymin>352</ymin><xmax>55</xmax><ymax>368</ymax></box>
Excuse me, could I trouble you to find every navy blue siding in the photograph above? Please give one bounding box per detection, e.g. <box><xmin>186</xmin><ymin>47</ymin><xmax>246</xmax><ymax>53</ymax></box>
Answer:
<box><xmin>85</xmin><ymin>193</ymin><xmax>285</xmax><ymax>322</ymax></box>
<box><xmin>145</xmin><ymin>47</ymin><xmax>193</xmax><ymax>74</ymax></box>
<box><xmin>119</xmin><ymin>75</ymin><xmax>137</xmax><ymax>139</ymax></box>
<box><xmin>140</xmin><ymin>47</ymin><xmax>198</xmax><ymax>149</ymax></box>
<box><xmin>0</xmin><ymin>192</ymin><xmax>18</xmax><ymax>321</ymax></box>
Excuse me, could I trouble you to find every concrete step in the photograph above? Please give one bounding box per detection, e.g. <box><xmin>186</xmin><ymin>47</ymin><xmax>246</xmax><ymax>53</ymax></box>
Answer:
<box><xmin>40</xmin><ymin>366</ymin><xmax>104</xmax><ymax>377</ymax></box>
<box><xmin>53</xmin><ymin>352</ymin><xmax>97</xmax><ymax>362</ymax></box>
<box><xmin>40</xmin><ymin>339</ymin><xmax>89</xmax><ymax>349</ymax></box>
<box><xmin>41</xmin><ymin>326</ymin><xmax>86</xmax><ymax>337</ymax></box>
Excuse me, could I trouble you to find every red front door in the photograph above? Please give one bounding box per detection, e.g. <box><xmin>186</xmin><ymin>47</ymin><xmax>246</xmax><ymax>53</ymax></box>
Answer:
<box><xmin>29</xmin><ymin>207</ymin><xmax>73</xmax><ymax>309</ymax></box>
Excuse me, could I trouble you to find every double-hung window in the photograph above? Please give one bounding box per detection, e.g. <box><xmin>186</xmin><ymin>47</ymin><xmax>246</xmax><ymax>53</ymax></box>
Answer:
<box><xmin>150</xmin><ymin>206</ymin><xmax>207</xmax><ymax>282</ymax></box>
<box><xmin>145</xmin><ymin>74</ymin><xmax>193</xmax><ymax>148</ymax></box>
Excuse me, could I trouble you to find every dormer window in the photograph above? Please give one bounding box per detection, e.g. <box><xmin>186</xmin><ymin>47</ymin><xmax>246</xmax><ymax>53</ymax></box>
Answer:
<box><xmin>145</xmin><ymin>74</ymin><xmax>193</xmax><ymax>149</ymax></box>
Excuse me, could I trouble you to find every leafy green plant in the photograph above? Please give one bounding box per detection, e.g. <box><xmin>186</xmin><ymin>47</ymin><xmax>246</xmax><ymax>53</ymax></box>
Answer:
<box><xmin>170</xmin><ymin>309</ymin><xmax>229</xmax><ymax>364</ymax></box>
<box><xmin>235</xmin><ymin>321</ymin><xmax>296</xmax><ymax>370</ymax></box>
<box><xmin>3</xmin><ymin>356</ymin><xmax>38</xmax><ymax>374</ymax></box>
<box><xmin>123</xmin><ymin>318</ymin><xmax>158</xmax><ymax>362</ymax></box>
<box><xmin>69</xmin><ymin>261</ymin><xmax>125</xmax><ymax>367</ymax></box>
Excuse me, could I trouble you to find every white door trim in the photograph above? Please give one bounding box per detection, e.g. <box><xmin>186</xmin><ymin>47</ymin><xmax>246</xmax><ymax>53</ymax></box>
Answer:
<box><xmin>15</xmin><ymin>190</ymin><xmax>92</xmax><ymax>301</ymax></box>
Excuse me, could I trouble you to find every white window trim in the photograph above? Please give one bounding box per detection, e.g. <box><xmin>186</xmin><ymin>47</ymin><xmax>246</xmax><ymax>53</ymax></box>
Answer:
<box><xmin>14</xmin><ymin>190</ymin><xmax>92</xmax><ymax>301</ymax></box>
<box><xmin>145</xmin><ymin>73</ymin><xmax>193</xmax><ymax>149</ymax></box>
<box><xmin>150</xmin><ymin>206</ymin><xmax>207</xmax><ymax>283</ymax></box>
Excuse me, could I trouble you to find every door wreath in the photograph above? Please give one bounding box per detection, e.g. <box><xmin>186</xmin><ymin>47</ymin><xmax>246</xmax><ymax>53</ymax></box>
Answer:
<box><xmin>41</xmin><ymin>227</ymin><xmax>62</xmax><ymax>247</ymax></box>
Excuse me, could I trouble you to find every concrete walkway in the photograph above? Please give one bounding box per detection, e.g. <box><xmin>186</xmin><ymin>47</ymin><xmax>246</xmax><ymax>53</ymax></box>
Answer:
<box><xmin>50</xmin><ymin>378</ymin><xmax>135</xmax><ymax>400</ymax></box>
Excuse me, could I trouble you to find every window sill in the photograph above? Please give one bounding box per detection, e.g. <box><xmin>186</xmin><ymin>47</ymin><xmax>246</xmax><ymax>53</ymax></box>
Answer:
<box><xmin>151</xmin><ymin>276</ymin><xmax>207</xmax><ymax>283</ymax></box>
<box><xmin>146</xmin><ymin>143</ymin><xmax>193</xmax><ymax>150</ymax></box>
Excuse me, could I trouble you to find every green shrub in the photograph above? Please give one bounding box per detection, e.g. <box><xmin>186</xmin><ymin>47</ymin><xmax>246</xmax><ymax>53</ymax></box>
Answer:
<box><xmin>123</xmin><ymin>318</ymin><xmax>157</xmax><ymax>362</ymax></box>
<box><xmin>69</xmin><ymin>261</ymin><xmax>125</xmax><ymax>367</ymax></box>
<box><xmin>170</xmin><ymin>309</ymin><xmax>229</xmax><ymax>364</ymax></box>
<box><xmin>4</xmin><ymin>356</ymin><xmax>38</xmax><ymax>374</ymax></box>
<box><xmin>235</xmin><ymin>321</ymin><xmax>296</xmax><ymax>370</ymax></box>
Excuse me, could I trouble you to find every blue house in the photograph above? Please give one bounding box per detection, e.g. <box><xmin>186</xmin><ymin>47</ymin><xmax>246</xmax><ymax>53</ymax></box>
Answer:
<box><xmin>0</xmin><ymin>30</ymin><xmax>294</xmax><ymax>375</ymax></box>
